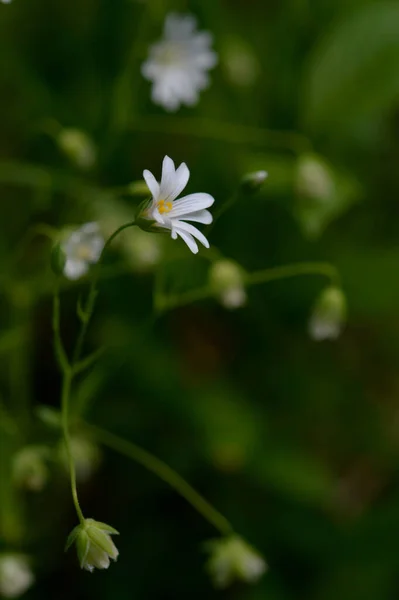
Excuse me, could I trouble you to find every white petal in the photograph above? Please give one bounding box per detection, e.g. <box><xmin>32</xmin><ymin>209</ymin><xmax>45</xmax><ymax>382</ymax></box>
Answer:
<box><xmin>181</xmin><ymin>209</ymin><xmax>213</xmax><ymax>224</ymax></box>
<box><xmin>80</xmin><ymin>222</ymin><xmax>100</xmax><ymax>235</ymax></box>
<box><xmin>164</xmin><ymin>162</ymin><xmax>190</xmax><ymax>202</ymax></box>
<box><xmin>160</xmin><ymin>155</ymin><xmax>176</xmax><ymax>197</ymax></box>
<box><xmin>143</xmin><ymin>169</ymin><xmax>160</xmax><ymax>199</ymax></box>
<box><xmin>172</xmin><ymin>228</ymin><xmax>199</xmax><ymax>254</ymax></box>
<box><xmin>64</xmin><ymin>259</ymin><xmax>89</xmax><ymax>280</ymax></box>
<box><xmin>172</xmin><ymin>220</ymin><xmax>209</xmax><ymax>248</ymax></box>
<box><xmin>169</xmin><ymin>193</ymin><xmax>214</xmax><ymax>217</ymax></box>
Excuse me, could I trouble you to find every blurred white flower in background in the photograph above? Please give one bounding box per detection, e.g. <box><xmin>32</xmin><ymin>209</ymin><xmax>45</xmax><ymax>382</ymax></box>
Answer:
<box><xmin>12</xmin><ymin>446</ymin><xmax>50</xmax><ymax>492</ymax></box>
<box><xmin>206</xmin><ymin>535</ymin><xmax>267</xmax><ymax>588</ymax></box>
<box><xmin>61</xmin><ymin>223</ymin><xmax>105</xmax><ymax>280</ymax></box>
<box><xmin>141</xmin><ymin>13</ymin><xmax>218</xmax><ymax>111</ymax></box>
<box><xmin>0</xmin><ymin>555</ymin><xmax>34</xmax><ymax>598</ymax></box>
<box><xmin>138</xmin><ymin>155</ymin><xmax>214</xmax><ymax>254</ymax></box>
<box><xmin>308</xmin><ymin>286</ymin><xmax>347</xmax><ymax>341</ymax></box>
<box><xmin>1</xmin><ymin>0</ymin><xmax>13</xmax><ymax>4</ymax></box>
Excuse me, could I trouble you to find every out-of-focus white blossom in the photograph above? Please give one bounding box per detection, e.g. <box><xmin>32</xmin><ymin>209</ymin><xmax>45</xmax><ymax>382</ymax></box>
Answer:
<box><xmin>209</xmin><ymin>259</ymin><xmax>247</xmax><ymax>309</ymax></box>
<box><xmin>141</xmin><ymin>13</ymin><xmax>217</xmax><ymax>111</ymax></box>
<box><xmin>308</xmin><ymin>286</ymin><xmax>347</xmax><ymax>341</ymax></box>
<box><xmin>66</xmin><ymin>519</ymin><xmax>119</xmax><ymax>573</ymax></box>
<box><xmin>58</xmin><ymin>128</ymin><xmax>96</xmax><ymax>170</ymax></box>
<box><xmin>0</xmin><ymin>555</ymin><xmax>34</xmax><ymax>598</ymax></box>
<box><xmin>60</xmin><ymin>223</ymin><xmax>104</xmax><ymax>280</ymax></box>
<box><xmin>138</xmin><ymin>155</ymin><xmax>214</xmax><ymax>254</ymax></box>
<box><xmin>206</xmin><ymin>535</ymin><xmax>267</xmax><ymax>588</ymax></box>
<box><xmin>12</xmin><ymin>446</ymin><xmax>50</xmax><ymax>492</ymax></box>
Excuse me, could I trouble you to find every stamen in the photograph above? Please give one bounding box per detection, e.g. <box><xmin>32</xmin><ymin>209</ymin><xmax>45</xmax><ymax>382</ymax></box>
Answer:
<box><xmin>157</xmin><ymin>199</ymin><xmax>173</xmax><ymax>215</ymax></box>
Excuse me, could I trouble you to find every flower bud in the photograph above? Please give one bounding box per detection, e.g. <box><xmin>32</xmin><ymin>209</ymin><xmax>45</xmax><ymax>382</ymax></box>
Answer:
<box><xmin>12</xmin><ymin>446</ymin><xmax>50</xmax><ymax>492</ymax></box>
<box><xmin>205</xmin><ymin>535</ymin><xmax>267</xmax><ymax>588</ymax></box>
<box><xmin>241</xmin><ymin>170</ymin><xmax>268</xmax><ymax>193</ymax></box>
<box><xmin>209</xmin><ymin>260</ymin><xmax>247</xmax><ymax>309</ymax></box>
<box><xmin>308</xmin><ymin>286</ymin><xmax>347</xmax><ymax>341</ymax></box>
<box><xmin>0</xmin><ymin>554</ymin><xmax>34</xmax><ymax>598</ymax></box>
<box><xmin>296</xmin><ymin>154</ymin><xmax>334</xmax><ymax>202</ymax></box>
<box><xmin>58</xmin><ymin>128</ymin><xmax>96</xmax><ymax>170</ymax></box>
<box><xmin>66</xmin><ymin>518</ymin><xmax>119</xmax><ymax>572</ymax></box>
<box><xmin>59</xmin><ymin>436</ymin><xmax>101</xmax><ymax>482</ymax></box>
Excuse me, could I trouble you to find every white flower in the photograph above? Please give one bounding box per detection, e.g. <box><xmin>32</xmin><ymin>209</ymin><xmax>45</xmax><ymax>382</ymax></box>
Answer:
<box><xmin>140</xmin><ymin>155</ymin><xmax>214</xmax><ymax>254</ymax></box>
<box><xmin>66</xmin><ymin>519</ymin><xmax>119</xmax><ymax>573</ymax></box>
<box><xmin>308</xmin><ymin>286</ymin><xmax>347</xmax><ymax>341</ymax></box>
<box><xmin>61</xmin><ymin>223</ymin><xmax>105</xmax><ymax>280</ymax></box>
<box><xmin>206</xmin><ymin>535</ymin><xmax>267</xmax><ymax>589</ymax></box>
<box><xmin>141</xmin><ymin>13</ymin><xmax>218</xmax><ymax>111</ymax></box>
<box><xmin>0</xmin><ymin>555</ymin><xmax>34</xmax><ymax>598</ymax></box>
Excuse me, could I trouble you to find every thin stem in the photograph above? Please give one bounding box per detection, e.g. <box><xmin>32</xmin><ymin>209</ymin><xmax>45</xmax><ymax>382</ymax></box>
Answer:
<box><xmin>52</xmin><ymin>287</ymin><xmax>70</xmax><ymax>373</ymax></box>
<box><xmin>61</xmin><ymin>370</ymin><xmax>85</xmax><ymax>525</ymax></box>
<box><xmin>86</xmin><ymin>422</ymin><xmax>233</xmax><ymax>536</ymax></box>
<box><xmin>130</xmin><ymin>116</ymin><xmax>312</xmax><ymax>155</ymax></box>
<box><xmin>244</xmin><ymin>261</ymin><xmax>341</xmax><ymax>287</ymax></box>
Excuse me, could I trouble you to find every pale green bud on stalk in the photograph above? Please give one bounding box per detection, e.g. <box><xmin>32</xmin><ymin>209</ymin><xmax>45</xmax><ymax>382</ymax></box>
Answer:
<box><xmin>58</xmin><ymin>128</ymin><xmax>96</xmax><ymax>170</ymax></box>
<box><xmin>296</xmin><ymin>153</ymin><xmax>334</xmax><ymax>203</ymax></box>
<box><xmin>308</xmin><ymin>286</ymin><xmax>347</xmax><ymax>341</ymax></box>
<box><xmin>12</xmin><ymin>446</ymin><xmax>50</xmax><ymax>492</ymax></box>
<box><xmin>205</xmin><ymin>535</ymin><xmax>267</xmax><ymax>588</ymax></box>
<box><xmin>240</xmin><ymin>170</ymin><xmax>268</xmax><ymax>193</ymax></box>
<box><xmin>0</xmin><ymin>555</ymin><xmax>34</xmax><ymax>598</ymax></box>
<box><xmin>66</xmin><ymin>519</ymin><xmax>119</xmax><ymax>572</ymax></box>
<box><xmin>209</xmin><ymin>260</ymin><xmax>247</xmax><ymax>309</ymax></box>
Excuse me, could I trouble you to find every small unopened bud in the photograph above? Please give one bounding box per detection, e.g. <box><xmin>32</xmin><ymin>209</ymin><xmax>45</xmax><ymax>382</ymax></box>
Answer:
<box><xmin>122</xmin><ymin>229</ymin><xmax>162</xmax><ymax>272</ymax></box>
<box><xmin>205</xmin><ymin>535</ymin><xmax>267</xmax><ymax>589</ymax></box>
<box><xmin>308</xmin><ymin>286</ymin><xmax>346</xmax><ymax>341</ymax></box>
<box><xmin>59</xmin><ymin>436</ymin><xmax>101</xmax><ymax>482</ymax></box>
<box><xmin>0</xmin><ymin>554</ymin><xmax>34</xmax><ymax>598</ymax></box>
<box><xmin>66</xmin><ymin>518</ymin><xmax>119</xmax><ymax>572</ymax></box>
<box><xmin>296</xmin><ymin>154</ymin><xmax>334</xmax><ymax>203</ymax></box>
<box><xmin>209</xmin><ymin>260</ymin><xmax>247</xmax><ymax>309</ymax></box>
<box><xmin>241</xmin><ymin>170</ymin><xmax>268</xmax><ymax>193</ymax></box>
<box><xmin>58</xmin><ymin>128</ymin><xmax>96</xmax><ymax>170</ymax></box>
<box><xmin>12</xmin><ymin>446</ymin><xmax>50</xmax><ymax>492</ymax></box>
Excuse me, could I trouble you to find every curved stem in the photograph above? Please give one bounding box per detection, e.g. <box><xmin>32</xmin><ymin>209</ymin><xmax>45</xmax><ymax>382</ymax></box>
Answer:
<box><xmin>85</xmin><ymin>422</ymin><xmax>233</xmax><ymax>536</ymax></box>
<box><xmin>61</xmin><ymin>370</ymin><xmax>85</xmax><ymax>525</ymax></box>
<box><xmin>244</xmin><ymin>261</ymin><xmax>341</xmax><ymax>287</ymax></box>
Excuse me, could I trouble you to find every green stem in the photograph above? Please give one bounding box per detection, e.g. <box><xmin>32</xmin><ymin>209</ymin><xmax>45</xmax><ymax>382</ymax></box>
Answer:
<box><xmin>130</xmin><ymin>116</ymin><xmax>312</xmax><ymax>155</ymax></box>
<box><xmin>61</xmin><ymin>370</ymin><xmax>85</xmax><ymax>524</ymax></box>
<box><xmin>243</xmin><ymin>261</ymin><xmax>340</xmax><ymax>287</ymax></box>
<box><xmin>85</xmin><ymin>422</ymin><xmax>233</xmax><ymax>536</ymax></box>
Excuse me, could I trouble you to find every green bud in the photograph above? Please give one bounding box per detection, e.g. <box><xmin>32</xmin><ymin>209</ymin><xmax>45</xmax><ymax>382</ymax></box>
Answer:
<box><xmin>205</xmin><ymin>535</ymin><xmax>267</xmax><ymax>588</ymax></box>
<box><xmin>66</xmin><ymin>518</ymin><xmax>119</xmax><ymax>572</ymax></box>
<box><xmin>309</xmin><ymin>286</ymin><xmax>347</xmax><ymax>341</ymax></box>
<box><xmin>58</xmin><ymin>128</ymin><xmax>96</xmax><ymax>170</ymax></box>
<box><xmin>209</xmin><ymin>260</ymin><xmax>247</xmax><ymax>309</ymax></box>
<box><xmin>135</xmin><ymin>198</ymin><xmax>164</xmax><ymax>233</ymax></box>
<box><xmin>240</xmin><ymin>170</ymin><xmax>268</xmax><ymax>193</ymax></box>
<box><xmin>12</xmin><ymin>445</ymin><xmax>50</xmax><ymax>492</ymax></box>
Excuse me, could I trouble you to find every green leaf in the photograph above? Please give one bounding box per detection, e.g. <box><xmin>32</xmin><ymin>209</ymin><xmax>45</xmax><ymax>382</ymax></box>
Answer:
<box><xmin>302</xmin><ymin>2</ymin><xmax>399</xmax><ymax>133</ymax></box>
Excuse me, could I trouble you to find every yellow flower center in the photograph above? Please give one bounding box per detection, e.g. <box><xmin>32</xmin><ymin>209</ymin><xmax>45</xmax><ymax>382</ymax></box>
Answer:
<box><xmin>77</xmin><ymin>245</ymin><xmax>94</xmax><ymax>260</ymax></box>
<box><xmin>157</xmin><ymin>199</ymin><xmax>173</xmax><ymax>215</ymax></box>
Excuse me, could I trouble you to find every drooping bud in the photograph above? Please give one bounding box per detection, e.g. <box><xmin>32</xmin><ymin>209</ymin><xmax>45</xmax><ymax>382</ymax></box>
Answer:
<box><xmin>241</xmin><ymin>170</ymin><xmax>268</xmax><ymax>193</ymax></box>
<box><xmin>12</xmin><ymin>446</ymin><xmax>50</xmax><ymax>492</ymax></box>
<box><xmin>0</xmin><ymin>554</ymin><xmax>34</xmax><ymax>598</ymax></box>
<box><xmin>58</xmin><ymin>128</ymin><xmax>96</xmax><ymax>170</ymax></box>
<box><xmin>66</xmin><ymin>518</ymin><xmax>119</xmax><ymax>572</ymax></box>
<box><xmin>209</xmin><ymin>260</ymin><xmax>247</xmax><ymax>309</ymax></box>
<box><xmin>308</xmin><ymin>286</ymin><xmax>347</xmax><ymax>341</ymax></box>
<box><xmin>205</xmin><ymin>535</ymin><xmax>267</xmax><ymax>588</ymax></box>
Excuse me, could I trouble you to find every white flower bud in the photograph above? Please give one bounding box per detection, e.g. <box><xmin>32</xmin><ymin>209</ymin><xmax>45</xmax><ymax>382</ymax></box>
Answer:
<box><xmin>241</xmin><ymin>170</ymin><xmax>268</xmax><ymax>193</ymax></box>
<box><xmin>209</xmin><ymin>260</ymin><xmax>247</xmax><ymax>309</ymax></box>
<box><xmin>58</xmin><ymin>128</ymin><xmax>96</xmax><ymax>170</ymax></box>
<box><xmin>205</xmin><ymin>535</ymin><xmax>267</xmax><ymax>588</ymax></box>
<box><xmin>308</xmin><ymin>286</ymin><xmax>347</xmax><ymax>341</ymax></box>
<box><xmin>66</xmin><ymin>518</ymin><xmax>119</xmax><ymax>573</ymax></box>
<box><xmin>59</xmin><ymin>436</ymin><xmax>101</xmax><ymax>482</ymax></box>
<box><xmin>12</xmin><ymin>446</ymin><xmax>50</xmax><ymax>492</ymax></box>
<box><xmin>0</xmin><ymin>554</ymin><xmax>34</xmax><ymax>598</ymax></box>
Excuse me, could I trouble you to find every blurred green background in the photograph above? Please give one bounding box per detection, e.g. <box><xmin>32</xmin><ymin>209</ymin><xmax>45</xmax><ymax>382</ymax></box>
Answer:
<box><xmin>2</xmin><ymin>0</ymin><xmax>399</xmax><ymax>598</ymax></box>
